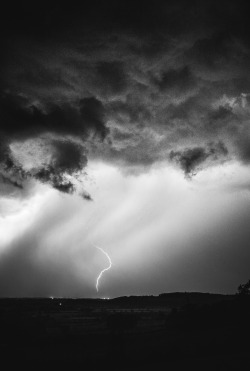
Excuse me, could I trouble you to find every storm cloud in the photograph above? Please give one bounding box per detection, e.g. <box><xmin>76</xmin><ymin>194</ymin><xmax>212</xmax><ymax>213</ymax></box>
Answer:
<box><xmin>1</xmin><ymin>0</ymin><xmax>250</xmax><ymax>184</ymax></box>
<box><xmin>0</xmin><ymin>92</ymin><xmax>108</xmax><ymax>196</ymax></box>
<box><xmin>170</xmin><ymin>142</ymin><xmax>228</xmax><ymax>177</ymax></box>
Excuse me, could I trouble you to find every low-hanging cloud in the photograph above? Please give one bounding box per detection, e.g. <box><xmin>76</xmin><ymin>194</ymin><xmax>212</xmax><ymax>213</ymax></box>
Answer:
<box><xmin>1</xmin><ymin>0</ymin><xmax>250</xmax><ymax>191</ymax></box>
<box><xmin>0</xmin><ymin>93</ymin><xmax>108</xmax><ymax>197</ymax></box>
<box><xmin>170</xmin><ymin>142</ymin><xmax>228</xmax><ymax>177</ymax></box>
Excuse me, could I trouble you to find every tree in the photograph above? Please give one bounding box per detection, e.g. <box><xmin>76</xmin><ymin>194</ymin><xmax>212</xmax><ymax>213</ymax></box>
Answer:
<box><xmin>237</xmin><ymin>279</ymin><xmax>250</xmax><ymax>295</ymax></box>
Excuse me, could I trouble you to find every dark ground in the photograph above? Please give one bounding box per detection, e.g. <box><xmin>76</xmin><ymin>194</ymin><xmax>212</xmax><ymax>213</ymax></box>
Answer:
<box><xmin>0</xmin><ymin>293</ymin><xmax>250</xmax><ymax>370</ymax></box>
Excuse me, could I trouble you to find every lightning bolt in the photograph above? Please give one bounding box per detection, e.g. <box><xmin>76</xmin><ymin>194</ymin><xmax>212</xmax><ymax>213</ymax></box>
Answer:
<box><xmin>92</xmin><ymin>243</ymin><xmax>112</xmax><ymax>292</ymax></box>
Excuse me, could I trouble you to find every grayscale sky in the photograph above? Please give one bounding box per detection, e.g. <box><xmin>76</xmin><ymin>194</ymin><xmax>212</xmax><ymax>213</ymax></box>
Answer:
<box><xmin>1</xmin><ymin>0</ymin><xmax>250</xmax><ymax>297</ymax></box>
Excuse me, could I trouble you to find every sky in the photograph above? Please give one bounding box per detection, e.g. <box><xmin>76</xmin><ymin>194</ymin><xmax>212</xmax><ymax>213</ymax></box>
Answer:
<box><xmin>1</xmin><ymin>0</ymin><xmax>250</xmax><ymax>297</ymax></box>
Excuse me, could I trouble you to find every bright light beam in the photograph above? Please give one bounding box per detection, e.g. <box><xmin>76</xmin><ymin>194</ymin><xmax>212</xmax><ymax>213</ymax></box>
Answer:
<box><xmin>92</xmin><ymin>243</ymin><xmax>112</xmax><ymax>292</ymax></box>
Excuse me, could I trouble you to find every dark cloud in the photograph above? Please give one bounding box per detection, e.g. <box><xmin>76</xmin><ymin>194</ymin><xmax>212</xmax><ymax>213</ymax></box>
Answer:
<box><xmin>79</xmin><ymin>97</ymin><xmax>108</xmax><ymax>140</ymax></box>
<box><xmin>107</xmin><ymin>99</ymin><xmax>152</xmax><ymax>126</ymax></box>
<box><xmin>0</xmin><ymin>93</ymin><xmax>107</xmax><ymax>140</ymax></box>
<box><xmin>0</xmin><ymin>144</ymin><xmax>29</xmax><ymax>186</ymax></box>
<box><xmin>82</xmin><ymin>193</ymin><xmax>93</xmax><ymax>201</ymax></box>
<box><xmin>51</xmin><ymin>140</ymin><xmax>88</xmax><ymax>174</ymax></box>
<box><xmin>235</xmin><ymin>135</ymin><xmax>250</xmax><ymax>164</ymax></box>
<box><xmin>187</xmin><ymin>33</ymin><xmax>233</xmax><ymax>70</ymax></box>
<box><xmin>29</xmin><ymin>140</ymin><xmax>89</xmax><ymax>197</ymax></box>
<box><xmin>156</xmin><ymin>66</ymin><xmax>197</xmax><ymax>95</ymax></box>
<box><xmin>0</xmin><ymin>93</ymin><xmax>108</xmax><ymax>197</ymax></box>
<box><xmin>94</xmin><ymin>61</ymin><xmax>128</xmax><ymax>96</ymax></box>
<box><xmin>1</xmin><ymin>0</ymin><xmax>250</xmax><ymax>191</ymax></box>
<box><xmin>170</xmin><ymin>142</ymin><xmax>228</xmax><ymax>177</ymax></box>
<box><xmin>209</xmin><ymin>106</ymin><xmax>233</xmax><ymax>122</ymax></box>
<box><xmin>32</xmin><ymin>166</ymin><xmax>74</xmax><ymax>195</ymax></box>
<box><xmin>1</xmin><ymin>1</ymin><xmax>250</xmax><ymax>45</ymax></box>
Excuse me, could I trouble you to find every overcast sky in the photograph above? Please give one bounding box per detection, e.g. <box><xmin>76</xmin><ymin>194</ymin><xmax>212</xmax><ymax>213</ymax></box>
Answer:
<box><xmin>1</xmin><ymin>1</ymin><xmax>250</xmax><ymax>297</ymax></box>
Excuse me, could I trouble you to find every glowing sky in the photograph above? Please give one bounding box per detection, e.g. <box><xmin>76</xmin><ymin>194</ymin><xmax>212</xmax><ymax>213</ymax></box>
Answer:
<box><xmin>1</xmin><ymin>159</ymin><xmax>250</xmax><ymax>297</ymax></box>
<box><xmin>1</xmin><ymin>1</ymin><xmax>250</xmax><ymax>297</ymax></box>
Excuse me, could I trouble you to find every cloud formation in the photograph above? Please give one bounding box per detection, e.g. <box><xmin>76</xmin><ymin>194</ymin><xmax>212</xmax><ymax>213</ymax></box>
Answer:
<box><xmin>170</xmin><ymin>142</ymin><xmax>228</xmax><ymax>178</ymax></box>
<box><xmin>1</xmin><ymin>0</ymin><xmax>250</xmax><ymax>194</ymax></box>
<box><xmin>0</xmin><ymin>93</ymin><xmax>108</xmax><ymax>196</ymax></box>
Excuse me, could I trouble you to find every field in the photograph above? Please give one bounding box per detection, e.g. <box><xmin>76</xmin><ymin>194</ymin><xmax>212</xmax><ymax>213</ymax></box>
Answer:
<box><xmin>0</xmin><ymin>293</ymin><xmax>249</xmax><ymax>370</ymax></box>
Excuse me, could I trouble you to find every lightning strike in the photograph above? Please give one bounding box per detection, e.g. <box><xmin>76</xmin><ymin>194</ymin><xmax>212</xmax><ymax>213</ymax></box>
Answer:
<box><xmin>93</xmin><ymin>243</ymin><xmax>112</xmax><ymax>292</ymax></box>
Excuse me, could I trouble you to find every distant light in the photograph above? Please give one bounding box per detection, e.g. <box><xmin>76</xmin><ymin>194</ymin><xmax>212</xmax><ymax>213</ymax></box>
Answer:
<box><xmin>59</xmin><ymin>302</ymin><xmax>62</xmax><ymax>306</ymax></box>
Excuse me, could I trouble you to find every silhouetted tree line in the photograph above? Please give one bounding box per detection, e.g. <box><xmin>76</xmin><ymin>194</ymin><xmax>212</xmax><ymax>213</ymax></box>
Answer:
<box><xmin>164</xmin><ymin>279</ymin><xmax>250</xmax><ymax>331</ymax></box>
<box><xmin>237</xmin><ymin>279</ymin><xmax>250</xmax><ymax>295</ymax></box>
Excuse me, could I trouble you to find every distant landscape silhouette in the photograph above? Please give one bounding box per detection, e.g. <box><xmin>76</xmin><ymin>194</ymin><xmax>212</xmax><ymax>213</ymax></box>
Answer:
<box><xmin>1</xmin><ymin>280</ymin><xmax>250</xmax><ymax>370</ymax></box>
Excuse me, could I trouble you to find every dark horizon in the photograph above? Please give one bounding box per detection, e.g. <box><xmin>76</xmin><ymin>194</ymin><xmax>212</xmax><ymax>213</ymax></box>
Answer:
<box><xmin>0</xmin><ymin>289</ymin><xmax>239</xmax><ymax>300</ymax></box>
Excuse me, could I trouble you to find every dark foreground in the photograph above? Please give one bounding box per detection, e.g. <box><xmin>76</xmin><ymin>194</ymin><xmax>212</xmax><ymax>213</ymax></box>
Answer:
<box><xmin>0</xmin><ymin>293</ymin><xmax>250</xmax><ymax>370</ymax></box>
